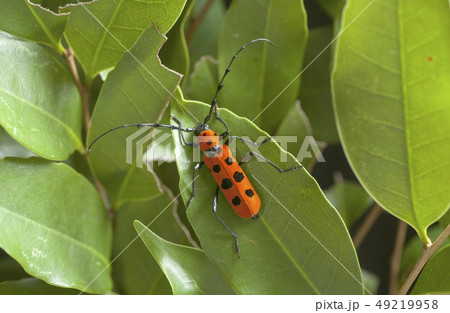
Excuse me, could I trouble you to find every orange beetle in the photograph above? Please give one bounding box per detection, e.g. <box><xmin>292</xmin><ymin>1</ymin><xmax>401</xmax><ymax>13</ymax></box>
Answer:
<box><xmin>88</xmin><ymin>39</ymin><xmax>301</xmax><ymax>258</ymax></box>
<box><xmin>200</xmin><ymin>131</ymin><xmax>261</xmax><ymax>219</ymax></box>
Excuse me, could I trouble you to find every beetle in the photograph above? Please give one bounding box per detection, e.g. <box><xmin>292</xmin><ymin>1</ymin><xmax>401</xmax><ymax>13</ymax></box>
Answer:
<box><xmin>88</xmin><ymin>38</ymin><xmax>302</xmax><ymax>257</ymax></box>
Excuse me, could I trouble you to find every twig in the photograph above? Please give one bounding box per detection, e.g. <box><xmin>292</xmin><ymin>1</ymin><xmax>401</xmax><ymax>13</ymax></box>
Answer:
<box><xmin>398</xmin><ymin>224</ymin><xmax>450</xmax><ymax>295</ymax></box>
<box><xmin>185</xmin><ymin>0</ymin><xmax>215</xmax><ymax>44</ymax></box>
<box><xmin>63</xmin><ymin>47</ymin><xmax>110</xmax><ymax>212</ymax></box>
<box><xmin>64</xmin><ymin>48</ymin><xmax>91</xmax><ymax>134</ymax></box>
<box><xmin>389</xmin><ymin>220</ymin><xmax>408</xmax><ymax>294</ymax></box>
<box><xmin>352</xmin><ymin>203</ymin><xmax>383</xmax><ymax>250</ymax></box>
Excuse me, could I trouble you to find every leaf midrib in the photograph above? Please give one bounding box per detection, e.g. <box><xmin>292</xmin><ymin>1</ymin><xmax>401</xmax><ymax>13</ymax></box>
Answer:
<box><xmin>0</xmin><ymin>205</ymin><xmax>109</xmax><ymax>265</ymax></box>
<box><xmin>25</xmin><ymin>1</ymin><xmax>61</xmax><ymax>51</ymax></box>
<box><xmin>258</xmin><ymin>174</ymin><xmax>321</xmax><ymax>294</ymax></box>
<box><xmin>398</xmin><ymin>0</ymin><xmax>423</xmax><ymax>239</ymax></box>
<box><xmin>89</xmin><ymin>0</ymin><xmax>126</xmax><ymax>77</ymax></box>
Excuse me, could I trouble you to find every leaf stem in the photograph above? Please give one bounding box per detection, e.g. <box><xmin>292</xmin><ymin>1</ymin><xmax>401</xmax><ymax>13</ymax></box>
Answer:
<box><xmin>352</xmin><ymin>203</ymin><xmax>383</xmax><ymax>250</ymax></box>
<box><xmin>389</xmin><ymin>220</ymin><xmax>408</xmax><ymax>294</ymax></box>
<box><xmin>185</xmin><ymin>0</ymin><xmax>215</xmax><ymax>44</ymax></box>
<box><xmin>63</xmin><ymin>47</ymin><xmax>110</xmax><ymax>213</ymax></box>
<box><xmin>398</xmin><ymin>224</ymin><xmax>450</xmax><ymax>294</ymax></box>
<box><xmin>64</xmin><ymin>48</ymin><xmax>91</xmax><ymax>134</ymax></box>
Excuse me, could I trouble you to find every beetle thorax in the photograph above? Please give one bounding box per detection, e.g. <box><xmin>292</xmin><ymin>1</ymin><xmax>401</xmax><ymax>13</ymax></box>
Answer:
<box><xmin>197</xmin><ymin>129</ymin><xmax>219</xmax><ymax>151</ymax></box>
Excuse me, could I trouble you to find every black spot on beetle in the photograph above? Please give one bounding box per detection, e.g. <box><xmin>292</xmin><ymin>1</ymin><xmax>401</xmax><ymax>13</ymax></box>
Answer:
<box><xmin>221</xmin><ymin>178</ymin><xmax>233</xmax><ymax>190</ymax></box>
<box><xmin>213</xmin><ymin>164</ymin><xmax>221</xmax><ymax>173</ymax></box>
<box><xmin>232</xmin><ymin>196</ymin><xmax>241</xmax><ymax>206</ymax></box>
<box><xmin>233</xmin><ymin>171</ymin><xmax>244</xmax><ymax>182</ymax></box>
<box><xmin>207</xmin><ymin>140</ymin><xmax>212</xmax><ymax>146</ymax></box>
<box><xmin>225</xmin><ymin>157</ymin><xmax>233</xmax><ymax>165</ymax></box>
<box><xmin>245</xmin><ymin>189</ymin><xmax>254</xmax><ymax>197</ymax></box>
<box><xmin>202</xmin><ymin>133</ymin><xmax>206</xmax><ymax>136</ymax></box>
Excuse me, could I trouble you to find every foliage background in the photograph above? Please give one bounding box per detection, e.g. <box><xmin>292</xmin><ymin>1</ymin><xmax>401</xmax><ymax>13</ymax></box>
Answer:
<box><xmin>0</xmin><ymin>0</ymin><xmax>448</xmax><ymax>295</ymax></box>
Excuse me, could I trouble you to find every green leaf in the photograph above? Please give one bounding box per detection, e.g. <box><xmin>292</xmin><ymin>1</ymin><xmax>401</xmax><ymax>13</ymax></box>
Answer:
<box><xmin>300</xmin><ymin>25</ymin><xmax>339</xmax><ymax>144</ymax></box>
<box><xmin>0</xmin><ymin>277</ymin><xmax>79</xmax><ymax>295</ymax></box>
<box><xmin>412</xmin><ymin>245</ymin><xmax>450</xmax><ymax>295</ymax></box>
<box><xmin>160</xmin><ymin>0</ymin><xmax>194</xmax><ymax>87</ymax></box>
<box><xmin>171</xmin><ymin>88</ymin><xmax>363</xmax><ymax>294</ymax></box>
<box><xmin>187</xmin><ymin>0</ymin><xmax>225</xmax><ymax>65</ymax></box>
<box><xmin>0</xmin><ymin>158</ymin><xmax>112</xmax><ymax>294</ymax></box>
<box><xmin>0</xmin><ymin>0</ymin><xmax>68</xmax><ymax>53</ymax></box>
<box><xmin>332</xmin><ymin>0</ymin><xmax>450</xmax><ymax>242</ymax></box>
<box><xmin>218</xmin><ymin>0</ymin><xmax>308</xmax><ymax>133</ymax></box>
<box><xmin>64</xmin><ymin>0</ymin><xmax>187</xmax><ymax>80</ymax></box>
<box><xmin>184</xmin><ymin>56</ymin><xmax>218</xmax><ymax>103</ymax></box>
<box><xmin>88</xmin><ymin>26</ymin><xmax>182</xmax><ymax>208</ymax></box>
<box><xmin>135</xmin><ymin>221</ymin><xmax>234</xmax><ymax>295</ymax></box>
<box><xmin>324</xmin><ymin>180</ymin><xmax>373</xmax><ymax>227</ymax></box>
<box><xmin>0</xmin><ymin>33</ymin><xmax>82</xmax><ymax>160</ymax></box>
<box><xmin>0</xmin><ymin>128</ymin><xmax>36</xmax><ymax>159</ymax></box>
<box><xmin>113</xmin><ymin>191</ymin><xmax>189</xmax><ymax>295</ymax></box>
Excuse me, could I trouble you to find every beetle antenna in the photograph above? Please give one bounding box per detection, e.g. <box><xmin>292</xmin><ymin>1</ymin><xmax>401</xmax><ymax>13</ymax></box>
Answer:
<box><xmin>87</xmin><ymin>123</ymin><xmax>194</xmax><ymax>154</ymax></box>
<box><xmin>203</xmin><ymin>38</ymin><xmax>273</xmax><ymax>124</ymax></box>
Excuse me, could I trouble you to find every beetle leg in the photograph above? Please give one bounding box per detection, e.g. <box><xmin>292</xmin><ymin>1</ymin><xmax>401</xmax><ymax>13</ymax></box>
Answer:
<box><xmin>225</xmin><ymin>135</ymin><xmax>271</xmax><ymax>146</ymax></box>
<box><xmin>186</xmin><ymin>161</ymin><xmax>204</xmax><ymax>209</ymax></box>
<box><xmin>212</xmin><ymin>186</ymin><xmax>240</xmax><ymax>258</ymax></box>
<box><xmin>171</xmin><ymin>115</ymin><xmax>197</xmax><ymax>148</ymax></box>
<box><xmin>239</xmin><ymin>152</ymin><xmax>302</xmax><ymax>172</ymax></box>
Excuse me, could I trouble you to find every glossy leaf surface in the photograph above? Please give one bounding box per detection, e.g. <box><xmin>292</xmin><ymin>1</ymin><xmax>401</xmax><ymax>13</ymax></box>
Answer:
<box><xmin>88</xmin><ymin>26</ymin><xmax>182</xmax><ymax>208</ymax></box>
<box><xmin>0</xmin><ymin>0</ymin><xmax>67</xmax><ymax>52</ymax></box>
<box><xmin>64</xmin><ymin>0</ymin><xmax>186</xmax><ymax>80</ymax></box>
<box><xmin>0</xmin><ymin>158</ymin><xmax>112</xmax><ymax>294</ymax></box>
<box><xmin>135</xmin><ymin>221</ymin><xmax>234</xmax><ymax>295</ymax></box>
<box><xmin>171</xmin><ymin>88</ymin><xmax>363</xmax><ymax>294</ymax></box>
<box><xmin>0</xmin><ymin>33</ymin><xmax>82</xmax><ymax>160</ymax></box>
<box><xmin>333</xmin><ymin>0</ymin><xmax>450</xmax><ymax>242</ymax></box>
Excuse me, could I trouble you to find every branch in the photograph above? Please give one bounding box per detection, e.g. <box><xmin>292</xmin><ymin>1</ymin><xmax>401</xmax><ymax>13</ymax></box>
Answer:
<box><xmin>389</xmin><ymin>220</ymin><xmax>408</xmax><ymax>294</ymax></box>
<box><xmin>352</xmin><ymin>203</ymin><xmax>383</xmax><ymax>250</ymax></box>
<box><xmin>64</xmin><ymin>48</ymin><xmax>109</xmax><ymax>212</ymax></box>
<box><xmin>185</xmin><ymin>0</ymin><xmax>215</xmax><ymax>44</ymax></box>
<box><xmin>64</xmin><ymin>48</ymin><xmax>91</xmax><ymax>134</ymax></box>
<box><xmin>398</xmin><ymin>224</ymin><xmax>450</xmax><ymax>295</ymax></box>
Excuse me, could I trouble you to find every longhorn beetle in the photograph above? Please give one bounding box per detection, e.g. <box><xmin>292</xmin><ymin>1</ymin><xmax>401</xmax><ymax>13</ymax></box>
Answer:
<box><xmin>88</xmin><ymin>38</ymin><xmax>302</xmax><ymax>258</ymax></box>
